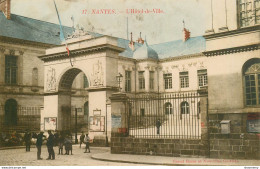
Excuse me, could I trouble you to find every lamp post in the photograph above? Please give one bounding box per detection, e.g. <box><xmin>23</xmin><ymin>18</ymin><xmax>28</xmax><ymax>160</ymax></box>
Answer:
<box><xmin>116</xmin><ymin>73</ymin><xmax>123</xmax><ymax>92</ymax></box>
<box><xmin>75</xmin><ymin>108</ymin><xmax>78</xmax><ymax>144</ymax></box>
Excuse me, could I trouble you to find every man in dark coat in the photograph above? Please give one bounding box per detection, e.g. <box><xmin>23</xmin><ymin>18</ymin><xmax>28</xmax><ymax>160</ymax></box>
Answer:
<box><xmin>24</xmin><ymin>130</ymin><xmax>31</xmax><ymax>152</ymax></box>
<box><xmin>46</xmin><ymin>130</ymin><xmax>55</xmax><ymax>160</ymax></box>
<box><xmin>36</xmin><ymin>131</ymin><xmax>45</xmax><ymax>160</ymax></box>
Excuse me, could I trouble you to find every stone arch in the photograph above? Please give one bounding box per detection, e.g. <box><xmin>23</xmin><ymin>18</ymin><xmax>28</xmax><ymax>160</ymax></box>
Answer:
<box><xmin>57</xmin><ymin>67</ymin><xmax>91</xmax><ymax>92</ymax></box>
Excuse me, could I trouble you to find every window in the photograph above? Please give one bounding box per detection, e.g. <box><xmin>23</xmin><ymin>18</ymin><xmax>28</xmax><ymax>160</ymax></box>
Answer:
<box><xmin>164</xmin><ymin>73</ymin><xmax>172</xmax><ymax>89</ymax></box>
<box><xmin>83</xmin><ymin>74</ymin><xmax>89</xmax><ymax>88</ymax></box>
<box><xmin>165</xmin><ymin>102</ymin><xmax>173</xmax><ymax>115</ymax></box>
<box><xmin>180</xmin><ymin>72</ymin><xmax>189</xmax><ymax>88</ymax></box>
<box><xmin>149</xmin><ymin>71</ymin><xmax>154</xmax><ymax>90</ymax></box>
<box><xmin>32</xmin><ymin>68</ymin><xmax>38</xmax><ymax>86</ymax></box>
<box><xmin>181</xmin><ymin>101</ymin><xmax>190</xmax><ymax>114</ymax></box>
<box><xmin>140</xmin><ymin>108</ymin><xmax>145</xmax><ymax>116</ymax></box>
<box><xmin>125</xmin><ymin>71</ymin><xmax>131</xmax><ymax>92</ymax></box>
<box><xmin>239</xmin><ymin>0</ymin><xmax>260</xmax><ymax>27</ymax></box>
<box><xmin>244</xmin><ymin>62</ymin><xmax>260</xmax><ymax>106</ymax></box>
<box><xmin>138</xmin><ymin>71</ymin><xmax>145</xmax><ymax>90</ymax></box>
<box><xmin>198</xmin><ymin>69</ymin><xmax>208</xmax><ymax>87</ymax></box>
<box><xmin>5</xmin><ymin>55</ymin><xmax>17</xmax><ymax>84</ymax></box>
<box><xmin>4</xmin><ymin>99</ymin><xmax>18</xmax><ymax>126</ymax></box>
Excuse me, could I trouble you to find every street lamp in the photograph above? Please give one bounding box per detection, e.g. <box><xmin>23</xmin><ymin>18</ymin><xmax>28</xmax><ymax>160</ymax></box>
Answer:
<box><xmin>75</xmin><ymin>108</ymin><xmax>78</xmax><ymax>144</ymax></box>
<box><xmin>116</xmin><ymin>73</ymin><xmax>123</xmax><ymax>92</ymax></box>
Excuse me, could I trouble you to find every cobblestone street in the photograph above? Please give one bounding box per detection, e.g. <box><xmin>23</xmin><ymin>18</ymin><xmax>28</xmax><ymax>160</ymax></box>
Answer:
<box><xmin>0</xmin><ymin>146</ymin><xmax>148</xmax><ymax>166</ymax></box>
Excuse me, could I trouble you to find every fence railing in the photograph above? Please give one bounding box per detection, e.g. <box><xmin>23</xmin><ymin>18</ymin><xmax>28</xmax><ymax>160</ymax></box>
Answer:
<box><xmin>126</xmin><ymin>92</ymin><xmax>202</xmax><ymax>139</ymax></box>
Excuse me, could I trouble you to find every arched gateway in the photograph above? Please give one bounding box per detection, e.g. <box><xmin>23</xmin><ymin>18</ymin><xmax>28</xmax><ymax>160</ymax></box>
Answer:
<box><xmin>38</xmin><ymin>34</ymin><xmax>124</xmax><ymax>142</ymax></box>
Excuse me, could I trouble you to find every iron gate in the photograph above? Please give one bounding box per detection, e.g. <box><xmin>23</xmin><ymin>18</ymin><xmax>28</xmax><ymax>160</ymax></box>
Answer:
<box><xmin>126</xmin><ymin>92</ymin><xmax>202</xmax><ymax>139</ymax></box>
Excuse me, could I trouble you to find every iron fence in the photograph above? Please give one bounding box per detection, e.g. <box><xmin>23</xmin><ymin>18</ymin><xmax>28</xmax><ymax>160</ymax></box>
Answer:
<box><xmin>126</xmin><ymin>92</ymin><xmax>202</xmax><ymax>139</ymax></box>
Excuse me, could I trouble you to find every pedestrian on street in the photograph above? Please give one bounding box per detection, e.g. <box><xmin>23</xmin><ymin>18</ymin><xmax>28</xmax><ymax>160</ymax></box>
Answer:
<box><xmin>79</xmin><ymin>132</ymin><xmax>85</xmax><ymax>148</ymax></box>
<box><xmin>64</xmin><ymin>135</ymin><xmax>72</xmax><ymax>155</ymax></box>
<box><xmin>58</xmin><ymin>132</ymin><xmax>64</xmax><ymax>155</ymax></box>
<box><xmin>36</xmin><ymin>131</ymin><xmax>46</xmax><ymax>160</ymax></box>
<box><xmin>156</xmin><ymin>119</ymin><xmax>161</xmax><ymax>135</ymax></box>
<box><xmin>46</xmin><ymin>130</ymin><xmax>55</xmax><ymax>160</ymax></box>
<box><xmin>24</xmin><ymin>130</ymin><xmax>31</xmax><ymax>152</ymax></box>
<box><xmin>54</xmin><ymin>130</ymin><xmax>59</xmax><ymax>147</ymax></box>
<box><xmin>84</xmin><ymin>134</ymin><xmax>90</xmax><ymax>153</ymax></box>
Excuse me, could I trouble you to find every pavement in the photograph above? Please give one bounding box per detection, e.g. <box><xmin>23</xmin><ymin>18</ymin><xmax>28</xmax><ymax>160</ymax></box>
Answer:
<box><xmin>1</xmin><ymin>145</ymin><xmax>259</xmax><ymax>166</ymax></box>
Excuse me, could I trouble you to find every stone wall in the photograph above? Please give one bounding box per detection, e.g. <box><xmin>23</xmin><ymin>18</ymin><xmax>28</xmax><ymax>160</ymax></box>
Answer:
<box><xmin>209</xmin><ymin>113</ymin><xmax>260</xmax><ymax>160</ymax></box>
<box><xmin>111</xmin><ymin>134</ymin><xmax>208</xmax><ymax>157</ymax></box>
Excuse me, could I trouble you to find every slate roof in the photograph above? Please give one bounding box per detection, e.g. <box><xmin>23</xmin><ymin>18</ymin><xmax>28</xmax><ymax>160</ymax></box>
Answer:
<box><xmin>0</xmin><ymin>12</ymin><xmax>206</xmax><ymax>59</ymax></box>
<box><xmin>133</xmin><ymin>40</ymin><xmax>158</xmax><ymax>60</ymax></box>
<box><xmin>118</xmin><ymin>36</ymin><xmax>206</xmax><ymax>59</ymax></box>
<box><xmin>0</xmin><ymin>12</ymin><xmax>73</xmax><ymax>45</ymax></box>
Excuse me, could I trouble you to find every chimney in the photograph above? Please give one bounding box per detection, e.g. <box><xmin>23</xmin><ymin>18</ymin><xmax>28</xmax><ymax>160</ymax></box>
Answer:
<box><xmin>0</xmin><ymin>0</ymin><xmax>11</xmax><ymax>19</ymax></box>
<box><xmin>136</xmin><ymin>32</ymin><xmax>144</xmax><ymax>44</ymax></box>
<box><xmin>129</xmin><ymin>32</ymin><xmax>135</xmax><ymax>51</ymax></box>
<box><xmin>183</xmin><ymin>28</ymin><xmax>190</xmax><ymax>42</ymax></box>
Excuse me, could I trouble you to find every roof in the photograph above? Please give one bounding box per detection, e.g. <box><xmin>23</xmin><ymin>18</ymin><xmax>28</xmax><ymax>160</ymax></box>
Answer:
<box><xmin>0</xmin><ymin>12</ymin><xmax>73</xmax><ymax>45</ymax></box>
<box><xmin>133</xmin><ymin>40</ymin><xmax>158</xmax><ymax>60</ymax></box>
<box><xmin>118</xmin><ymin>36</ymin><xmax>205</xmax><ymax>59</ymax></box>
<box><xmin>0</xmin><ymin>12</ymin><xmax>206</xmax><ymax>59</ymax></box>
<box><xmin>151</xmin><ymin>36</ymin><xmax>206</xmax><ymax>59</ymax></box>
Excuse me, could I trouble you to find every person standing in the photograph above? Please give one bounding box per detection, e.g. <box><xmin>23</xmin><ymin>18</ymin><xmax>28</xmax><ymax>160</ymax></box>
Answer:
<box><xmin>24</xmin><ymin>130</ymin><xmax>31</xmax><ymax>152</ymax></box>
<box><xmin>156</xmin><ymin>119</ymin><xmax>161</xmax><ymax>135</ymax></box>
<box><xmin>36</xmin><ymin>131</ymin><xmax>45</xmax><ymax>160</ymax></box>
<box><xmin>84</xmin><ymin>134</ymin><xmax>90</xmax><ymax>153</ymax></box>
<box><xmin>58</xmin><ymin>132</ymin><xmax>64</xmax><ymax>155</ymax></box>
<box><xmin>46</xmin><ymin>130</ymin><xmax>55</xmax><ymax>160</ymax></box>
<box><xmin>79</xmin><ymin>132</ymin><xmax>85</xmax><ymax>148</ymax></box>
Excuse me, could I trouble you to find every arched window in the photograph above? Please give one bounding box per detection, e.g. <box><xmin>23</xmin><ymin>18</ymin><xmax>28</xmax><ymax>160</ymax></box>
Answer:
<box><xmin>32</xmin><ymin>68</ymin><xmax>38</xmax><ymax>86</ymax></box>
<box><xmin>4</xmin><ymin>99</ymin><xmax>18</xmax><ymax>126</ymax></box>
<box><xmin>181</xmin><ymin>101</ymin><xmax>189</xmax><ymax>114</ymax></box>
<box><xmin>243</xmin><ymin>59</ymin><xmax>260</xmax><ymax>106</ymax></box>
<box><xmin>164</xmin><ymin>102</ymin><xmax>173</xmax><ymax>115</ymax></box>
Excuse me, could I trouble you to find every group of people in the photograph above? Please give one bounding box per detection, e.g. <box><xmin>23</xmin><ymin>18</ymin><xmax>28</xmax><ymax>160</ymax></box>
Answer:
<box><xmin>23</xmin><ymin>130</ymin><xmax>90</xmax><ymax>160</ymax></box>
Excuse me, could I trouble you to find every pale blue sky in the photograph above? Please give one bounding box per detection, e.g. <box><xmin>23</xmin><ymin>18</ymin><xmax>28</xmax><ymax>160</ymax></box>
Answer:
<box><xmin>11</xmin><ymin>0</ymin><xmax>208</xmax><ymax>44</ymax></box>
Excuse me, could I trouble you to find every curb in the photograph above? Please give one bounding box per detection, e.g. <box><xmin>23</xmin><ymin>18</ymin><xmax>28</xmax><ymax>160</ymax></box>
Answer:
<box><xmin>91</xmin><ymin>152</ymin><xmax>260</xmax><ymax>166</ymax></box>
<box><xmin>91</xmin><ymin>155</ymin><xmax>175</xmax><ymax>166</ymax></box>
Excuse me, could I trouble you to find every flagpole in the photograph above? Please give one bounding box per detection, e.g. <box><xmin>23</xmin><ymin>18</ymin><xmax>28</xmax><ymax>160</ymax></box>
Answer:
<box><xmin>53</xmin><ymin>0</ymin><xmax>73</xmax><ymax>67</ymax></box>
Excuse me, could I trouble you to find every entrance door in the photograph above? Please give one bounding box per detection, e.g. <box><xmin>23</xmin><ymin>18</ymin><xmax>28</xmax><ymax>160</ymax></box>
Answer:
<box><xmin>4</xmin><ymin>99</ymin><xmax>18</xmax><ymax>126</ymax></box>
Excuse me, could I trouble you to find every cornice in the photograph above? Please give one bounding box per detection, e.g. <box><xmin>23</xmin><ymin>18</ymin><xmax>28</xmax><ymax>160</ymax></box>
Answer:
<box><xmin>203</xmin><ymin>25</ymin><xmax>260</xmax><ymax>40</ymax></box>
<box><xmin>0</xmin><ymin>36</ymin><xmax>56</xmax><ymax>49</ymax></box>
<box><xmin>203</xmin><ymin>43</ymin><xmax>260</xmax><ymax>57</ymax></box>
<box><xmin>39</xmin><ymin>44</ymin><xmax>125</xmax><ymax>62</ymax></box>
<box><xmin>159</xmin><ymin>53</ymin><xmax>205</xmax><ymax>63</ymax></box>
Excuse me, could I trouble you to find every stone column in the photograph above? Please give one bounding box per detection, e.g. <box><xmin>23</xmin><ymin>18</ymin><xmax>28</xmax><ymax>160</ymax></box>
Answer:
<box><xmin>198</xmin><ymin>87</ymin><xmax>209</xmax><ymax>157</ymax></box>
<box><xmin>110</xmin><ymin>92</ymin><xmax>129</xmax><ymax>134</ymax></box>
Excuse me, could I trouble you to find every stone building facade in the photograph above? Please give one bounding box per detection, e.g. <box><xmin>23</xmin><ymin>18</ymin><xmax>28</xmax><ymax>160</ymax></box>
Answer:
<box><xmin>0</xmin><ymin>0</ymin><xmax>259</xmax><ymax>159</ymax></box>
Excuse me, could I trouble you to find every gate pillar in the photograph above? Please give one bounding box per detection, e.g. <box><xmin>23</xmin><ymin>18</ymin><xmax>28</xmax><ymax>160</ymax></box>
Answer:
<box><xmin>110</xmin><ymin>93</ymin><xmax>129</xmax><ymax>135</ymax></box>
<box><xmin>198</xmin><ymin>87</ymin><xmax>209</xmax><ymax>157</ymax></box>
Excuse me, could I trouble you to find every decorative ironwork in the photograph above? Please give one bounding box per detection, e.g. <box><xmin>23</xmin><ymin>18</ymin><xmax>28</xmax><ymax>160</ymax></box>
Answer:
<box><xmin>126</xmin><ymin>92</ymin><xmax>202</xmax><ymax>139</ymax></box>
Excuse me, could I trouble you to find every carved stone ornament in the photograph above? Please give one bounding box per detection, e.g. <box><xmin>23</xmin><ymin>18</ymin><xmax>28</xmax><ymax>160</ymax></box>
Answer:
<box><xmin>19</xmin><ymin>51</ymin><xmax>24</xmax><ymax>56</ymax></box>
<box><xmin>92</xmin><ymin>60</ymin><xmax>104</xmax><ymax>86</ymax></box>
<box><xmin>9</xmin><ymin>49</ymin><xmax>15</xmax><ymax>55</ymax></box>
<box><xmin>0</xmin><ymin>47</ymin><xmax>5</xmax><ymax>53</ymax></box>
<box><xmin>67</xmin><ymin>24</ymin><xmax>90</xmax><ymax>39</ymax></box>
<box><xmin>46</xmin><ymin>67</ymin><xmax>57</xmax><ymax>91</ymax></box>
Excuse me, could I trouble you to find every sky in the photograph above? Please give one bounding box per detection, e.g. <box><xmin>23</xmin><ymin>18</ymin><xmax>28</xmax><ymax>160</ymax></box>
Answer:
<box><xmin>11</xmin><ymin>0</ymin><xmax>208</xmax><ymax>44</ymax></box>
